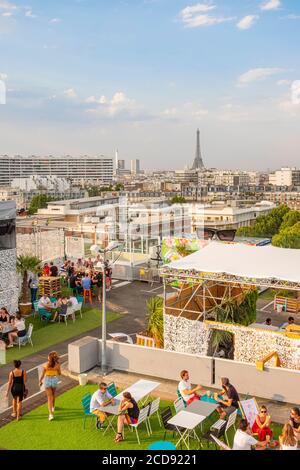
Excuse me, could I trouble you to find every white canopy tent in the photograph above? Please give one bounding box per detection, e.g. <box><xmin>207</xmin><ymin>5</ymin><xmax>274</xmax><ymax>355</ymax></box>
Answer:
<box><xmin>161</xmin><ymin>241</ymin><xmax>300</xmax><ymax>290</ymax></box>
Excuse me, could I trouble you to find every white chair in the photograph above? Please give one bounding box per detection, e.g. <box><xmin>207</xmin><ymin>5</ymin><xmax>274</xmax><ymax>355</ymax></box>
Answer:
<box><xmin>147</xmin><ymin>397</ymin><xmax>161</xmax><ymax>432</ymax></box>
<box><xmin>210</xmin><ymin>417</ymin><xmax>226</xmax><ymax>436</ymax></box>
<box><xmin>16</xmin><ymin>324</ymin><xmax>33</xmax><ymax>349</ymax></box>
<box><xmin>72</xmin><ymin>302</ymin><xmax>83</xmax><ymax>319</ymax></box>
<box><xmin>210</xmin><ymin>434</ymin><xmax>231</xmax><ymax>451</ymax></box>
<box><xmin>224</xmin><ymin>409</ymin><xmax>238</xmax><ymax>445</ymax></box>
<box><xmin>128</xmin><ymin>404</ymin><xmax>151</xmax><ymax>445</ymax></box>
<box><xmin>173</xmin><ymin>397</ymin><xmax>185</xmax><ymax>415</ymax></box>
<box><xmin>58</xmin><ymin>305</ymin><xmax>74</xmax><ymax>325</ymax></box>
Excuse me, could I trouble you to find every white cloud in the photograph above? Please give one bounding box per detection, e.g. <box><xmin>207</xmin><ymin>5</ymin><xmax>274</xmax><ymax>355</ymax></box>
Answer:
<box><xmin>49</xmin><ymin>18</ymin><xmax>62</xmax><ymax>24</ymax></box>
<box><xmin>277</xmin><ymin>79</ymin><xmax>292</xmax><ymax>86</ymax></box>
<box><xmin>2</xmin><ymin>11</ymin><xmax>13</xmax><ymax>16</ymax></box>
<box><xmin>0</xmin><ymin>1</ymin><xmax>17</xmax><ymax>10</ymax></box>
<box><xmin>179</xmin><ymin>3</ymin><xmax>234</xmax><ymax>28</ymax></box>
<box><xmin>0</xmin><ymin>72</ymin><xmax>7</xmax><ymax>80</ymax></box>
<box><xmin>63</xmin><ymin>88</ymin><xmax>77</xmax><ymax>99</ymax></box>
<box><xmin>291</xmin><ymin>81</ymin><xmax>300</xmax><ymax>105</ymax></box>
<box><xmin>237</xmin><ymin>15</ymin><xmax>259</xmax><ymax>30</ymax></box>
<box><xmin>25</xmin><ymin>10</ymin><xmax>37</xmax><ymax>18</ymax></box>
<box><xmin>180</xmin><ymin>3</ymin><xmax>216</xmax><ymax>19</ymax></box>
<box><xmin>238</xmin><ymin>68</ymin><xmax>284</xmax><ymax>85</ymax></box>
<box><xmin>260</xmin><ymin>0</ymin><xmax>281</xmax><ymax>11</ymax></box>
<box><xmin>86</xmin><ymin>91</ymin><xmax>138</xmax><ymax>117</ymax></box>
<box><xmin>85</xmin><ymin>95</ymin><xmax>107</xmax><ymax>105</ymax></box>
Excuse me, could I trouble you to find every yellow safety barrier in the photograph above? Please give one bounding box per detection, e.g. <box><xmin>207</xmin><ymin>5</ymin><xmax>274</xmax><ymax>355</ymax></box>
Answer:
<box><xmin>136</xmin><ymin>334</ymin><xmax>155</xmax><ymax>348</ymax></box>
<box><xmin>256</xmin><ymin>351</ymin><xmax>281</xmax><ymax>371</ymax></box>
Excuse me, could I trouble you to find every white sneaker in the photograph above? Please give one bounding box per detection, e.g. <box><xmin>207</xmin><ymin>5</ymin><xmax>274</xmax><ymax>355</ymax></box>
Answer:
<box><xmin>49</xmin><ymin>414</ymin><xmax>54</xmax><ymax>421</ymax></box>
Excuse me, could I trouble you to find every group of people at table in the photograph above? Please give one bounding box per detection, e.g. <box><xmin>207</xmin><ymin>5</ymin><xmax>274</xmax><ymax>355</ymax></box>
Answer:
<box><xmin>89</xmin><ymin>369</ymin><xmax>300</xmax><ymax>449</ymax></box>
<box><xmin>0</xmin><ymin>308</ymin><xmax>27</xmax><ymax>349</ymax></box>
<box><xmin>37</xmin><ymin>294</ymin><xmax>79</xmax><ymax>322</ymax></box>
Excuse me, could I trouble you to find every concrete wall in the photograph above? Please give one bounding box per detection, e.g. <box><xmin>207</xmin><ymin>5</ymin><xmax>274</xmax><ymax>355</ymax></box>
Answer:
<box><xmin>214</xmin><ymin>358</ymin><xmax>300</xmax><ymax>404</ymax></box>
<box><xmin>68</xmin><ymin>337</ymin><xmax>300</xmax><ymax>404</ymax></box>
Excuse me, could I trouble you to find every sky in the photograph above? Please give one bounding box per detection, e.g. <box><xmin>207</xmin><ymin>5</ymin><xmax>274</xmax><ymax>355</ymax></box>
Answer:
<box><xmin>0</xmin><ymin>0</ymin><xmax>299</xmax><ymax>171</ymax></box>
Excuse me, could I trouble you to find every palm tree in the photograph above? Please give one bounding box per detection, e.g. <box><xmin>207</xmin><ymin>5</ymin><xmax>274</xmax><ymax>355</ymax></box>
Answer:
<box><xmin>17</xmin><ymin>255</ymin><xmax>41</xmax><ymax>304</ymax></box>
<box><xmin>146</xmin><ymin>297</ymin><xmax>164</xmax><ymax>348</ymax></box>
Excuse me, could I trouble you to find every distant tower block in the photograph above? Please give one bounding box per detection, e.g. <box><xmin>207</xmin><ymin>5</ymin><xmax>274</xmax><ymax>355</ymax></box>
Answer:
<box><xmin>192</xmin><ymin>129</ymin><xmax>204</xmax><ymax>170</ymax></box>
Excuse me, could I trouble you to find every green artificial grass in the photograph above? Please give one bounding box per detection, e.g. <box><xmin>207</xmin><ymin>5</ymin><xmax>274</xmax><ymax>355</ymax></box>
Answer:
<box><xmin>2</xmin><ymin>308</ymin><xmax>120</xmax><ymax>365</ymax></box>
<box><xmin>0</xmin><ymin>385</ymin><xmax>283</xmax><ymax>451</ymax></box>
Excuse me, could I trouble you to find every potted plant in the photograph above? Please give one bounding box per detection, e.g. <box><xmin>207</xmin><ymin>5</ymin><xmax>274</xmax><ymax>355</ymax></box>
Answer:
<box><xmin>17</xmin><ymin>255</ymin><xmax>41</xmax><ymax>315</ymax></box>
<box><xmin>146</xmin><ymin>297</ymin><xmax>164</xmax><ymax>348</ymax></box>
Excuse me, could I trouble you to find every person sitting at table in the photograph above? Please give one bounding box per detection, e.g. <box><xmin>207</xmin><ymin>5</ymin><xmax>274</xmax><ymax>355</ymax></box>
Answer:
<box><xmin>51</xmin><ymin>297</ymin><xmax>69</xmax><ymax>323</ymax></box>
<box><xmin>38</xmin><ymin>294</ymin><xmax>52</xmax><ymax>311</ymax></box>
<box><xmin>68</xmin><ymin>295</ymin><xmax>79</xmax><ymax>308</ymax></box>
<box><xmin>7</xmin><ymin>313</ymin><xmax>27</xmax><ymax>349</ymax></box>
<box><xmin>279</xmin><ymin>423</ymin><xmax>298</xmax><ymax>450</ymax></box>
<box><xmin>178</xmin><ymin>370</ymin><xmax>202</xmax><ymax>405</ymax></box>
<box><xmin>289</xmin><ymin>407</ymin><xmax>300</xmax><ymax>441</ymax></box>
<box><xmin>115</xmin><ymin>392</ymin><xmax>140</xmax><ymax>443</ymax></box>
<box><xmin>214</xmin><ymin>377</ymin><xmax>240</xmax><ymax>419</ymax></box>
<box><xmin>0</xmin><ymin>307</ymin><xmax>10</xmax><ymax>323</ymax></box>
<box><xmin>233</xmin><ymin>419</ymin><xmax>266</xmax><ymax>450</ymax></box>
<box><xmin>252</xmin><ymin>405</ymin><xmax>273</xmax><ymax>443</ymax></box>
<box><xmin>90</xmin><ymin>382</ymin><xmax>115</xmax><ymax>429</ymax></box>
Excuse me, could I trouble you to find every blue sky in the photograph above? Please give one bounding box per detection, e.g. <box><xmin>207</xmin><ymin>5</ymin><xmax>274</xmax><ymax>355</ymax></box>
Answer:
<box><xmin>0</xmin><ymin>0</ymin><xmax>300</xmax><ymax>170</ymax></box>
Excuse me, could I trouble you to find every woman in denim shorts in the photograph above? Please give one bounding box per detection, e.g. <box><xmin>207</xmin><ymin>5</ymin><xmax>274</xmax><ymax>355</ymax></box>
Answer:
<box><xmin>39</xmin><ymin>352</ymin><xmax>61</xmax><ymax>421</ymax></box>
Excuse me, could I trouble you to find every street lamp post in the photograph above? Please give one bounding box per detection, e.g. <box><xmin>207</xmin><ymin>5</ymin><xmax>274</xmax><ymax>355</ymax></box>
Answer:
<box><xmin>101</xmin><ymin>248</ymin><xmax>107</xmax><ymax>374</ymax></box>
<box><xmin>91</xmin><ymin>241</ymin><xmax>122</xmax><ymax>375</ymax></box>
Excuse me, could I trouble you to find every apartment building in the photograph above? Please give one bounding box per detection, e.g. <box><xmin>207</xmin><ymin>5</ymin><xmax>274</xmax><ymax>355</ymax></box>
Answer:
<box><xmin>0</xmin><ymin>154</ymin><xmax>113</xmax><ymax>186</ymax></box>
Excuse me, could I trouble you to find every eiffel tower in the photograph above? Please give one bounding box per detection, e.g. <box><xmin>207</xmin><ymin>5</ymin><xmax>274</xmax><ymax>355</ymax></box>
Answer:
<box><xmin>192</xmin><ymin>129</ymin><xmax>204</xmax><ymax>170</ymax></box>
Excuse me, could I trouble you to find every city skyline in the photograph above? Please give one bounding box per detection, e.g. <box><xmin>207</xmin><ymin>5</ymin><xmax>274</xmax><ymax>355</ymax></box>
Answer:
<box><xmin>0</xmin><ymin>0</ymin><xmax>300</xmax><ymax>170</ymax></box>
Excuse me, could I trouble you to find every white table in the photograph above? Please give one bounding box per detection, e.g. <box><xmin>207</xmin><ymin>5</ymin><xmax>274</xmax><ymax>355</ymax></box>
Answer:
<box><xmin>187</xmin><ymin>400</ymin><xmax>218</xmax><ymax>417</ymax></box>
<box><xmin>168</xmin><ymin>410</ymin><xmax>206</xmax><ymax>450</ymax></box>
<box><xmin>0</xmin><ymin>324</ymin><xmax>15</xmax><ymax>334</ymax></box>
<box><xmin>98</xmin><ymin>379</ymin><xmax>160</xmax><ymax>435</ymax></box>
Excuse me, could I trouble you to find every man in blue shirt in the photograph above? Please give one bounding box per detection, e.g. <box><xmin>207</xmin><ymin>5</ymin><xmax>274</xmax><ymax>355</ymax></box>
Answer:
<box><xmin>81</xmin><ymin>273</ymin><xmax>91</xmax><ymax>290</ymax></box>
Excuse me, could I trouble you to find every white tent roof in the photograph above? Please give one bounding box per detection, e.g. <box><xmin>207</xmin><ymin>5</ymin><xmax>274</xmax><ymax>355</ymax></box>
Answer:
<box><xmin>166</xmin><ymin>241</ymin><xmax>300</xmax><ymax>284</ymax></box>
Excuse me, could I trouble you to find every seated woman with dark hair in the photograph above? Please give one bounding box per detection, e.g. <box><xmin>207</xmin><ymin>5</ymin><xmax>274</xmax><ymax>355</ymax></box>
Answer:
<box><xmin>7</xmin><ymin>313</ymin><xmax>26</xmax><ymax>349</ymax></box>
<box><xmin>290</xmin><ymin>407</ymin><xmax>300</xmax><ymax>441</ymax></box>
<box><xmin>0</xmin><ymin>307</ymin><xmax>10</xmax><ymax>323</ymax></box>
<box><xmin>252</xmin><ymin>405</ymin><xmax>273</xmax><ymax>443</ymax></box>
<box><xmin>115</xmin><ymin>392</ymin><xmax>140</xmax><ymax>443</ymax></box>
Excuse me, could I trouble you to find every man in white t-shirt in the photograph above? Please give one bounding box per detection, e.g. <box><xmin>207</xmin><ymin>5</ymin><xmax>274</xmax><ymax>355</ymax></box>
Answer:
<box><xmin>38</xmin><ymin>295</ymin><xmax>52</xmax><ymax>311</ymax></box>
<box><xmin>90</xmin><ymin>382</ymin><xmax>115</xmax><ymax>428</ymax></box>
<box><xmin>68</xmin><ymin>296</ymin><xmax>79</xmax><ymax>307</ymax></box>
<box><xmin>233</xmin><ymin>419</ymin><xmax>265</xmax><ymax>451</ymax></box>
<box><xmin>178</xmin><ymin>370</ymin><xmax>202</xmax><ymax>405</ymax></box>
